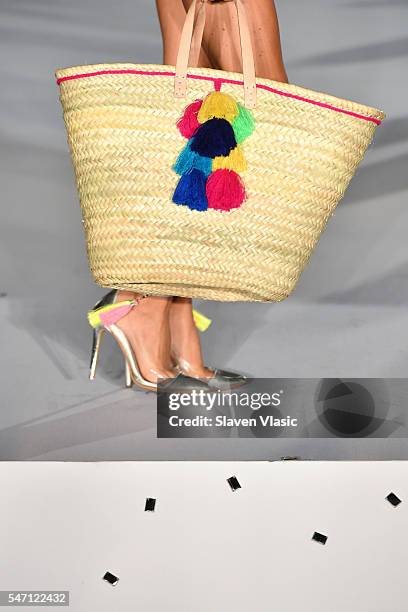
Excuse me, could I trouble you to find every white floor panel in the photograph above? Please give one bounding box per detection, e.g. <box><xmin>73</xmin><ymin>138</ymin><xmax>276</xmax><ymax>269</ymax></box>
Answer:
<box><xmin>0</xmin><ymin>461</ymin><xmax>406</xmax><ymax>611</ymax></box>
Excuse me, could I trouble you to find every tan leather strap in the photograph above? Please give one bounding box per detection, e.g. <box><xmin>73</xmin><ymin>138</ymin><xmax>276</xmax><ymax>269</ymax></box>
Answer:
<box><xmin>235</xmin><ymin>0</ymin><xmax>256</xmax><ymax>108</ymax></box>
<box><xmin>175</xmin><ymin>0</ymin><xmax>257</xmax><ymax>109</ymax></box>
<box><xmin>174</xmin><ymin>0</ymin><xmax>204</xmax><ymax>99</ymax></box>
<box><xmin>189</xmin><ymin>2</ymin><xmax>207</xmax><ymax>68</ymax></box>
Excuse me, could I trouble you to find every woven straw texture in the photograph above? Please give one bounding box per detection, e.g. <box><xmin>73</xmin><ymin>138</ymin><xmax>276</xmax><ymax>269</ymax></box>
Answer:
<box><xmin>56</xmin><ymin>63</ymin><xmax>384</xmax><ymax>301</ymax></box>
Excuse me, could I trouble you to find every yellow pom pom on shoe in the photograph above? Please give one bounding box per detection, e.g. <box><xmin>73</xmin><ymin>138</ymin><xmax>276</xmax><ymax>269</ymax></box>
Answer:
<box><xmin>88</xmin><ymin>309</ymin><xmax>102</xmax><ymax>328</ymax></box>
<box><xmin>197</xmin><ymin>92</ymin><xmax>239</xmax><ymax>124</ymax></box>
<box><xmin>213</xmin><ymin>145</ymin><xmax>247</xmax><ymax>173</ymax></box>
<box><xmin>192</xmin><ymin>308</ymin><xmax>212</xmax><ymax>332</ymax></box>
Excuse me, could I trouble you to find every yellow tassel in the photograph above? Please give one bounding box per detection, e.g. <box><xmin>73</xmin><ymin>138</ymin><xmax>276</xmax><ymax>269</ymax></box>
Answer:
<box><xmin>213</xmin><ymin>145</ymin><xmax>247</xmax><ymax>172</ymax></box>
<box><xmin>197</xmin><ymin>92</ymin><xmax>239</xmax><ymax>124</ymax></box>
<box><xmin>88</xmin><ymin>309</ymin><xmax>102</xmax><ymax>328</ymax></box>
<box><xmin>192</xmin><ymin>308</ymin><xmax>212</xmax><ymax>332</ymax></box>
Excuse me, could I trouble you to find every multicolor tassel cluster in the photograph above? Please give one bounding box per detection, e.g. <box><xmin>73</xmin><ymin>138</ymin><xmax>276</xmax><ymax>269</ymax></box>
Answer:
<box><xmin>172</xmin><ymin>91</ymin><xmax>255</xmax><ymax>212</ymax></box>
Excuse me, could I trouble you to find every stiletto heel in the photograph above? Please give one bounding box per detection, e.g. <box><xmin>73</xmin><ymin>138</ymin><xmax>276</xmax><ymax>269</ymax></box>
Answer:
<box><xmin>125</xmin><ymin>360</ymin><xmax>133</xmax><ymax>388</ymax></box>
<box><xmin>87</xmin><ymin>290</ymin><xmax>160</xmax><ymax>392</ymax></box>
<box><xmin>89</xmin><ymin>326</ymin><xmax>105</xmax><ymax>381</ymax></box>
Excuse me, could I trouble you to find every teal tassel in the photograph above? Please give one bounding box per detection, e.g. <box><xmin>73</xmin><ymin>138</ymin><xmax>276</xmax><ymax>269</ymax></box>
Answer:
<box><xmin>173</xmin><ymin>142</ymin><xmax>212</xmax><ymax>177</ymax></box>
<box><xmin>172</xmin><ymin>169</ymin><xmax>208</xmax><ymax>211</ymax></box>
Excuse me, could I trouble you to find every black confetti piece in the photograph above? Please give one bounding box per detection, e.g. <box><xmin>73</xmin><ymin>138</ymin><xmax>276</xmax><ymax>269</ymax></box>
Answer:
<box><xmin>103</xmin><ymin>571</ymin><xmax>119</xmax><ymax>586</ymax></box>
<box><xmin>227</xmin><ymin>476</ymin><xmax>241</xmax><ymax>492</ymax></box>
<box><xmin>386</xmin><ymin>492</ymin><xmax>402</xmax><ymax>507</ymax></box>
<box><xmin>312</xmin><ymin>532</ymin><xmax>328</xmax><ymax>545</ymax></box>
<box><xmin>145</xmin><ymin>498</ymin><xmax>156</xmax><ymax>512</ymax></box>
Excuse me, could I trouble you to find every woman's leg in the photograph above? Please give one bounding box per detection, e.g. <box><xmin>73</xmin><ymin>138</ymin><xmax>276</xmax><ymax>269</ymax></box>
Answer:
<box><xmin>182</xmin><ymin>0</ymin><xmax>288</xmax><ymax>82</ymax></box>
<box><xmin>156</xmin><ymin>0</ymin><xmax>216</xmax><ymax>378</ymax></box>
<box><xmin>115</xmin><ymin>291</ymin><xmax>175</xmax><ymax>382</ymax></box>
<box><xmin>169</xmin><ymin>297</ymin><xmax>214</xmax><ymax>378</ymax></box>
<box><xmin>156</xmin><ymin>0</ymin><xmax>287</xmax><ymax>81</ymax></box>
<box><xmin>156</xmin><ymin>0</ymin><xmax>287</xmax><ymax>379</ymax></box>
<box><xmin>110</xmin><ymin>2</ymin><xmax>211</xmax><ymax>385</ymax></box>
<box><xmin>156</xmin><ymin>0</ymin><xmax>212</xmax><ymax>67</ymax></box>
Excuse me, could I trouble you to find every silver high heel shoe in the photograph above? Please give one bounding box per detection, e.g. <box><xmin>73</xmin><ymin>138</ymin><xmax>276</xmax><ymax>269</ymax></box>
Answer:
<box><xmin>88</xmin><ymin>290</ymin><xmax>209</xmax><ymax>393</ymax></box>
<box><xmin>88</xmin><ymin>289</ymin><xmax>160</xmax><ymax>392</ymax></box>
<box><xmin>207</xmin><ymin>368</ymin><xmax>248</xmax><ymax>389</ymax></box>
<box><xmin>174</xmin><ymin>356</ymin><xmax>248</xmax><ymax>390</ymax></box>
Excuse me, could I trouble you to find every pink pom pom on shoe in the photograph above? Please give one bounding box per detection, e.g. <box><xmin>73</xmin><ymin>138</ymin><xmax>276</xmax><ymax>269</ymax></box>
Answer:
<box><xmin>176</xmin><ymin>99</ymin><xmax>203</xmax><ymax>139</ymax></box>
<box><xmin>98</xmin><ymin>303</ymin><xmax>135</xmax><ymax>328</ymax></box>
<box><xmin>206</xmin><ymin>169</ymin><xmax>247</xmax><ymax>211</ymax></box>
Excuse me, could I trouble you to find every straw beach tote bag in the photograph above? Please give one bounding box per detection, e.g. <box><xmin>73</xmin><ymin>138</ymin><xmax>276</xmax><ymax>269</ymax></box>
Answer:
<box><xmin>56</xmin><ymin>0</ymin><xmax>384</xmax><ymax>302</ymax></box>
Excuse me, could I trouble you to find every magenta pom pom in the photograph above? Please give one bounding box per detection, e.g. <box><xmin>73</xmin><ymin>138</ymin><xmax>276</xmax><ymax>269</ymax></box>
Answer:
<box><xmin>206</xmin><ymin>169</ymin><xmax>246</xmax><ymax>211</ymax></box>
<box><xmin>99</xmin><ymin>303</ymin><xmax>135</xmax><ymax>328</ymax></box>
<box><xmin>176</xmin><ymin>99</ymin><xmax>203</xmax><ymax>139</ymax></box>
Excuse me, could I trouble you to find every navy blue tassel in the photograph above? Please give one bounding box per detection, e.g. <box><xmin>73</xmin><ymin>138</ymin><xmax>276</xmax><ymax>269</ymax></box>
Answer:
<box><xmin>172</xmin><ymin>168</ymin><xmax>208</xmax><ymax>211</ymax></box>
<box><xmin>190</xmin><ymin>118</ymin><xmax>237</xmax><ymax>158</ymax></box>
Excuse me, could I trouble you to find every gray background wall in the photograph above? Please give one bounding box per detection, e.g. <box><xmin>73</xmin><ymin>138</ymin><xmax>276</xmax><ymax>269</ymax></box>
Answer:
<box><xmin>0</xmin><ymin>0</ymin><xmax>407</xmax><ymax>460</ymax></box>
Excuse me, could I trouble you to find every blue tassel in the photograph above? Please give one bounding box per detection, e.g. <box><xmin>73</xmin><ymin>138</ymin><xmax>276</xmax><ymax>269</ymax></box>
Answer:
<box><xmin>172</xmin><ymin>168</ymin><xmax>208</xmax><ymax>211</ymax></box>
<box><xmin>173</xmin><ymin>141</ymin><xmax>212</xmax><ymax>177</ymax></box>
<box><xmin>190</xmin><ymin>118</ymin><xmax>237</xmax><ymax>158</ymax></box>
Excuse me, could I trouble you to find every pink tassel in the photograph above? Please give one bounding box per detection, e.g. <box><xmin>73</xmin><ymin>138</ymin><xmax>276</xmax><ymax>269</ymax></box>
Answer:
<box><xmin>177</xmin><ymin>99</ymin><xmax>203</xmax><ymax>139</ymax></box>
<box><xmin>206</xmin><ymin>169</ymin><xmax>246</xmax><ymax>211</ymax></box>
<box><xmin>99</xmin><ymin>303</ymin><xmax>135</xmax><ymax>328</ymax></box>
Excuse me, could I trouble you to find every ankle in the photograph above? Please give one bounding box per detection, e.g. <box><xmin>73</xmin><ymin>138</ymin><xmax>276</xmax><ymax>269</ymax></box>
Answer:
<box><xmin>137</xmin><ymin>295</ymin><xmax>172</xmax><ymax>316</ymax></box>
<box><xmin>116</xmin><ymin>290</ymin><xmax>141</xmax><ymax>302</ymax></box>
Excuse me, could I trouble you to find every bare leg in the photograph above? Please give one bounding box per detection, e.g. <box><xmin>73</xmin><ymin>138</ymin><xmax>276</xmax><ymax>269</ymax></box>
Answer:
<box><xmin>156</xmin><ymin>0</ymin><xmax>287</xmax><ymax>81</ymax></box>
<box><xmin>169</xmin><ymin>297</ymin><xmax>213</xmax><ymax>378</ymax></box>
<box><xmin>182</xmin><ymin>0</ymin><xmax>288</xmax><ymax>82</ymax></box>
<box><xmin>156</xmin><ymin>0</ymin><xmax>287</xmax><ymax>379</ymax></box>
<box><xmin>156</xmin><ymin>0</ymin><xmax>212</xmax><ymax>67</ymax></box>
<box><xmin>156</xmin><ymin>0</ymin><xmax>216</xmax><ymax>378</ymax></box>
<box><xmin>115</xmin><ymin>291</ymin><xmax>175</xmax><ymax>383</ymax></box>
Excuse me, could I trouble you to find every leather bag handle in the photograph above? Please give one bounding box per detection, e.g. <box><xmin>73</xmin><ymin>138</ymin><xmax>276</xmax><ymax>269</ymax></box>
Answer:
<box><xmin>174</xmin><ymin>0</ymin><xmax>257</xmax><ymax>109</ymax></box>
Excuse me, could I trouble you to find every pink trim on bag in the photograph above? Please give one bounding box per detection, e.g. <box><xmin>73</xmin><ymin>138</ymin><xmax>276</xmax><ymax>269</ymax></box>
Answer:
<box><xmin>56</xmin><ymin>69</ymin><xmax>382</xmax><ymax>125</ymax></box>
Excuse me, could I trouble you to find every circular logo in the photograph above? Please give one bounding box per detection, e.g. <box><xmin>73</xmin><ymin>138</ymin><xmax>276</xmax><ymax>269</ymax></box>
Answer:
<box><xmin>315</xmin><ymin>380</ymin><xmax>388</xmax><ymax>437</ymax></box>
